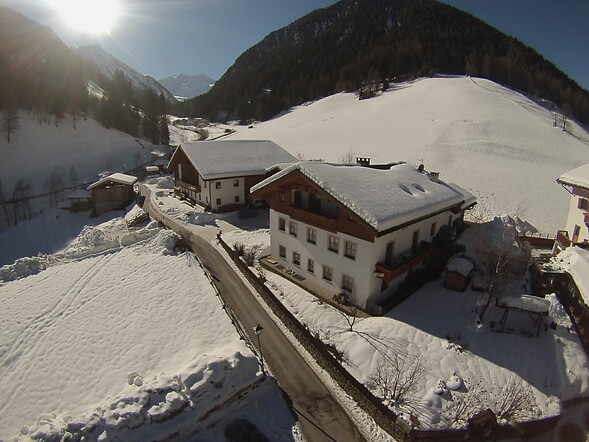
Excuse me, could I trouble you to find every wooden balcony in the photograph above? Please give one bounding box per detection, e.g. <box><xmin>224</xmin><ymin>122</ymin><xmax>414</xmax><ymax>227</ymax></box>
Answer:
<box><xmin>285</xmin><ymin>206</ymin><xmax>337</xmax><ymax>232</ymax></box>
<box><xmin>174</xmin><ymin>179</ymin><xmax>200</xmax><ymax>194</ymax></box>
<box><xmin>375</xmin><ymin>242</ymin><xmax>434</xmax><ymax>283</ymax></box>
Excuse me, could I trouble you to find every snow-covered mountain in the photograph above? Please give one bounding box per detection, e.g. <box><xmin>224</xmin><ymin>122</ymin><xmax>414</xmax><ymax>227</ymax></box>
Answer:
<box><xmin>158</xmin><ymin>73</ymin><xmax>215</xmax><ymax>99</ymax></box>
<box><xmin>77</xmin><ymin>44</ymin><xmax>176</xmax><ymax>101</ymax></box>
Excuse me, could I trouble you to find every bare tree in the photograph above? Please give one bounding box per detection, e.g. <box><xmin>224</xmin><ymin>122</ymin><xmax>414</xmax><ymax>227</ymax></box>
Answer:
<box><xmin>492</xmin><ymin>377</ymin><xmax>536</xmax><ymax>422</ymax></box>
<box><xmin>0</xmin><ymin>179</ymin><xmax>9</xmax><ymax>225</ymax></box>
<box><xmin>369</xmin><ymin>354</ymin><xmax>424</xmax><ymax>405</ymax></box>
<box><xmin>11</xmin><ymin>179</ymin><xmax>31</xmax><ymax>223</ymax></box>
<box><xmin>475</xmin><ymin>219</ymin><xmax>528</xmax><ymax>321</ymax></box>
<box><xmin>339</xmin><ymin>149</ymin><xmax>355</xmax><ymax>164</ymax></box>
<box><xmin>69</xmin><ymin>166</ymin><xmax>79</xmax><ymax>188</ymax></box>
<box><xmin>443</xmin><ymin>376</ymin><xmax>535</xmax><ymax>428</ymax></box>
<box><xmin>444</xmin><ymin>380</ymin><xmax>488</xmax><ymax>428</ymax></box>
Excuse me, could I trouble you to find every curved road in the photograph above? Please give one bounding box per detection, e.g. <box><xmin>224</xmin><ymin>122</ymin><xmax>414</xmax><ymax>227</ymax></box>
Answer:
<box><xmin>139</xmin><ymin>185</ymin><xmax>366</xmax><ymax>442</ymax></box>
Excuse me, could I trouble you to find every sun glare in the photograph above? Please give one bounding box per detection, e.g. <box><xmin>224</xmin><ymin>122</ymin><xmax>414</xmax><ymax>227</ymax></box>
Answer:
<box><xmin>49</xmin><ymin>0</ymin><xmax>120</xmax><ymax>34</ymax></box>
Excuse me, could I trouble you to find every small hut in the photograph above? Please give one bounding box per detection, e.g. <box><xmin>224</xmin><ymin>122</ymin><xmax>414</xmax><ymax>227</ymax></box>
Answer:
<box><xmin>444</xmin><ymin>256</ymin><xmax>474</xmax><ymax>292</ymax></box>
<box><xmin>87</xmin><ymin>173</ymin><xmax>137</xmax><ymax>216</ymax></box>
<box><xmin>61</xmin><ymin>189</ymin><xmax>93</xmax><ymax>212</ymax></box>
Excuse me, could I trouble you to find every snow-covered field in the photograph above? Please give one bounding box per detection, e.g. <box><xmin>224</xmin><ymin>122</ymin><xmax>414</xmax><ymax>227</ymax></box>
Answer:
<box><xmin>227</xmin><ymin>76</ymin><xmax>589</xmax><ymax>235</ymax></box>
<box><xmin>0</xmin><ymin>210</ymin><xmax>298</xmax><ymax>441</ymax></box>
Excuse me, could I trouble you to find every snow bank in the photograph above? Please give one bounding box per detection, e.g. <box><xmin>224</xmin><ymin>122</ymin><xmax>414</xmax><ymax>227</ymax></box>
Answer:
<box><xmin>551</xmin><ymin>246</ymin><xmax>589</xmax><ymax>305</ymax></box>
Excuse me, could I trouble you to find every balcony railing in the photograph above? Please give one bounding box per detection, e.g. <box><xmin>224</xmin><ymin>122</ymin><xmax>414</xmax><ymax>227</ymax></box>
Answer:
<box><xmin>375</xmin><ymin>241</ymin><xmax>434</xmax><ymax>282</ymax></box>
<box><xmin>555</xmin><ymin>230</ymin><xmax>572</xmax><ymax>249</ymax></box>
<box><xmin>174</xmin><ymin>179</ymin><xmax>200</xmax><ymax>194</ymax></box>
<box><xmin>285</xmin><ymin>206</ymin><xmax>337</xmax><ymax>232</ymax></box>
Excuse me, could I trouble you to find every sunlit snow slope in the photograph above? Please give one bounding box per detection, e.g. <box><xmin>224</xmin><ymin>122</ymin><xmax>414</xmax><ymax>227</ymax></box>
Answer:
<box><xmin>230</xmin><ymin>76</ymin><xmax>589</xmax><ymax>234</ymax></box>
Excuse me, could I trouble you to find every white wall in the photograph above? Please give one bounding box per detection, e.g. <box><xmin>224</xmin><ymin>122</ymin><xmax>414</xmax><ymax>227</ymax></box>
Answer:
<box><xmin>193</xmin><ymin>176</ymin><xmax>245</xmax><ymax>211</ymax></box>
<box><xmin>564</xmin><ymin>190</ymin><xmax>589</xmax><ymax>244</ymax></box>
<box><xmin>269</xmin><ymin>209</ymin><xmax>462</xmax><ymax>309</ymax></box>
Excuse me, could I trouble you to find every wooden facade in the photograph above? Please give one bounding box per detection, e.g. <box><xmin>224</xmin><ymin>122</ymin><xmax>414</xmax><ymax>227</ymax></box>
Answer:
<box><xmin>90</xmin><ymin>181</ymin><xmax>135</xmax><ymax>216</ymax></box>
<box><xmin>252</xmin><ymin>170</ymin><xmax>376</xmax><ymax>242</ymax></box>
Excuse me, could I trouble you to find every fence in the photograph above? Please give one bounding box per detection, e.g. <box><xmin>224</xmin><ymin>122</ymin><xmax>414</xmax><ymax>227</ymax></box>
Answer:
<box><xmin>217</xmin><ymin>236</ymin><xmax>561</xmax><ymax>441</ymax></box>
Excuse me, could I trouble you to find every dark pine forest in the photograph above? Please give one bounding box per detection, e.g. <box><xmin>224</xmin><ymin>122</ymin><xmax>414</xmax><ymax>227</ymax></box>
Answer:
<box><xmin>178</xmin><ymin>0</ymin><xmax>589</xmax><ymax>125</ymax></box>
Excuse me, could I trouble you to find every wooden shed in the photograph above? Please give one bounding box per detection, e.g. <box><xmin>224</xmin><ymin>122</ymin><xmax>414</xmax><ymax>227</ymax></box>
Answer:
<box><xmin>444</xmin><ymin>256</ymin><xmax>474</xmax><ymax>292</ymax></box>
<box><xmin>87</xmin><ymin>173</ymin><xmax>137</xmax><ymax>217</ymax></box>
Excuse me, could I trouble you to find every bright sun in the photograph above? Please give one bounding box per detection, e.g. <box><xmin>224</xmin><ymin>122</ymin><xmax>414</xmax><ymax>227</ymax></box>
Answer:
<box><xmin>49</xmin><ymin>0</ymin><xmax>120</xmax><ymax>34</ymax></box>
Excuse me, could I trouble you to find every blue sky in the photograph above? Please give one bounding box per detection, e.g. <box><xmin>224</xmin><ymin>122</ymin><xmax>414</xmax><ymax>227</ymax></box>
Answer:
<box><xmin>1</xmin><ymin>0</ymin><xmax>587</xmax><ymax>90</ymax></box>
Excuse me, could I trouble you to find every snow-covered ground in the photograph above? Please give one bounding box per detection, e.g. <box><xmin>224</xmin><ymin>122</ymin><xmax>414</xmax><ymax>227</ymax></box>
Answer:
<box><xmin>0</xmin><ymin>112</ymin><xmax>171</xmax><ymax>232</ymax></box>
<box><xmin>0</xmin><ymin>208</ymin><xmax>299</xmax><ymax>441</ymax></box>
<box><xmin>132</xmin><ymin>179</ymin><xmax>589</xmax><ymax>434</ymax></box>
<box><xmin>226</xmin><ymin>76</ymin><xmax>589</xmax><ymax>235</ymax></box>
<box><xmin>220</xmin><ymin>217</ymin><xmax>589</xmax><ymax>431</ymax></box>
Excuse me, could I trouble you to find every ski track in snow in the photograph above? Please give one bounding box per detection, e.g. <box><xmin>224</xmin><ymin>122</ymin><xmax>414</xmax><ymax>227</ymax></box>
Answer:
<box><xmin>0</xmin><ymin>253</ymin><xmax>118</xmax><ymax>415</ymax></box>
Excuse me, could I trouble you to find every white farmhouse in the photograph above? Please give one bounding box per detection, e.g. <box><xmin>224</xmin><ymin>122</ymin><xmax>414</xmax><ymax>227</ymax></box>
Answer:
<box><xmin>554</xmin><ymin>163</ymin><xmax>589</xmax><ymax>251</ymax></box>
<box><xmin>167</xmin><ymin>140</ymin><xmax>297</xmax><ymax>212</ymax></box>
<box><xmin>250</xmin><ymin>161</ymin><xmax>476</xmax><ymax>313</ymax></box>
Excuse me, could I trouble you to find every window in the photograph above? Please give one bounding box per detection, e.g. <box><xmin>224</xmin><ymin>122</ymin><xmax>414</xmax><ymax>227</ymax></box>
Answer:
<box><xmin>381</xmin><ymin>280</ymin><xmax>389</xmax><ymax>292</ymax></box>
<box><xmin>307</xmin><ymin>227</ymin><xmax>317</xmax><ymax>244</ymax></box>
<box><xmin>279</xmin><ymin>245</ymin><xmax>286</xmax><ymax>259</ymax></box>
<box><xmin>235</xmin><ymin>196</ymin><xmax>240</xmax><ymax>203</ymax></box>
<box><xmin>278</xmin><ymin>217</ymin><xmax>286</xmax><ymax>231</ymax></box>
<box><xmin>216</xmin><ymin>198</ymin><xmax>222</xmax><ymax>206</ymax></box>
<box><xmin>448</xmin><ymin>215</ymin><xmax>453</xmax><ymax>226</ymax></box>
<box><xmin>215</xmin><ymin>182</ymin><xmax>221</xmax><ymax>189</ymax></box>
<box><xmin>430</xmin><ymin>222</ymin><xmax>437</xmax><ymax>237</ymax></box>
<box><xmin>307</xmin><ymin>258</ymin><xmax>314</xmax><ymax>274</ymax></box>
<box><xmin>233</xmin><ymin>179</ymin><xmax>239</xmax><ymax>187</ymax></box>
<box><xmin>279</xmin><ymin>192</ymin><xmax>285</xmax><ymax>202</ymax></box>
<box><xmin>385</xmin><ymin>241</ymin><xmax>395</xmax><ymax>265</ymax></box>
<box><xmin>412</xmin><ymin>230</ymin><xmax>420</xmax><ymax>252</ymax></box>
<box><xmin>344</xmin><ymin>241</ymin><xmax>357</xmax><ymax>259</ymax></box>
<box><xmin>579</xmin><ymin>198</ymin><xmax>589</xmax><ymax>210</ymax></box>
<box><xmin>289</xmin><ymin>221</ymin><xmax>298</xmax><ymax>237</ymax></box>
<box><xmin>342</xmin><ymin>274</ymin><xmax>354</xmax><ymax>293</ymax></box>
<box><xmin>573</xmin><ymin>225</ymin><xmax>581</xmax><ymax>242</ymax></box>
<box><xmin>328</xmin><ymin>235</ymin><xmax>339</xmax><ymax>253</ymax></box>
<box><xmin>292</xmin><ymin>251</ymin><xmax>301</xmax><ymax>266</ymax></box>
<box><xmin>322</xmin><ymin>265</ymin><xmax>333</xmax><ymax>282</ymax></box>
<box><xmin>204</xmin><ymin>181</ymin><xmax>207</xmax><ymax>188</ymax></box>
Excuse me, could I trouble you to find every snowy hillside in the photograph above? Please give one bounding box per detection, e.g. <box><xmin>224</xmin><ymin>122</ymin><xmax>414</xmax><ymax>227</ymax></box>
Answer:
<box><xmin>0</xmin><ymin>112</ymin><xmax>170</xmax><ymax>217</ymax></box>
<box><xmin>77</xmin><ymin>45</ymin><xmax>175</xmax><ymax>101</ymax></box>
<box><xmin>0</xmin><ymin>214</ymin><xmax>298</xmax><ymax>440</ymax></box>
<box><xmin>229</xmin><ymin>76</ymin><xmax>589</xmax><ymax>234</ymax></box>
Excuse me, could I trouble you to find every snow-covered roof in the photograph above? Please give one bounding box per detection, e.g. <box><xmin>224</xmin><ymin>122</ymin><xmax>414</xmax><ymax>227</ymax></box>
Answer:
<box><xmin>173</xmin><ymin>140</ymin><xmax>297</xmax><ymax>180</ymax></box>
<box><xmin>553</xmin><ymin>246</ymin><xmax>589</xmax><ymax>305</ymax></box>
<box><xmin>87</xmin><ymin>173</ymin><xmax>137</xmax><ymax>190</ymax></box>
<box><xmin>557</xmin><ymin>163</ymin><xmax>589</xmax><ymax>190</ymax></box>
<box><xmin>252</xmin><ymin>162</ymin><xmax>476</xmax><ymax>232</ymax></box>
<box><xmin>447</xmin><ymin>257</ymin><xmax>474</xmax><ymax>277</ymax></box>
<box><xmin>67</xmin><ymin>189</ymin><xmax>92</xmax><ymax>200</ymax></box>
<box><xmin>497</xmin><ymin>295</ymin><xmax>550</xmax><ymax>314</ymax></box>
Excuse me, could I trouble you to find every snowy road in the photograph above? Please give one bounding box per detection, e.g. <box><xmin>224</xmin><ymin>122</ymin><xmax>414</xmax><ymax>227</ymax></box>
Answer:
<box><xmin>140</xmin><ymin>184</ymin><xmax>367</xmax><ymax>442</ymax></box>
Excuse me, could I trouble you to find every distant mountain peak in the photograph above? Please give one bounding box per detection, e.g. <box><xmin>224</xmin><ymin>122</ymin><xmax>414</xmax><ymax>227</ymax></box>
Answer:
<box><xmin>76</xmin><ymin>44</ymin><xmax>176</xmax><ymax>101</ymax></box>
<box><xmin>158</xmin><ymin>73</ymin><xmax>215</xmax><ymax>99</ymax></box>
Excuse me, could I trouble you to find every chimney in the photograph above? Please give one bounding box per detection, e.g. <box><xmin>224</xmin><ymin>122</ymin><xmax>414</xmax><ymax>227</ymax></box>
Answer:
<box><xmin>429</xmin><ymin>171</ymin><xmax>440</xmax><ymax>183</ymax></box>
<box><xmin>356</xmin><ymin>157</ymin><xmax>371</xmax><ymax>167</ymax></box>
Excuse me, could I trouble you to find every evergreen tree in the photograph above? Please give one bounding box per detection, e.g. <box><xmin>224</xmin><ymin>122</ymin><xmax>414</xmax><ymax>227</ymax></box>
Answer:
<box><xmin>1</xmin><ymin>107</ymin><xmax>20</xmax><ymax>143</ymax></box>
